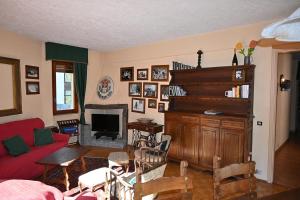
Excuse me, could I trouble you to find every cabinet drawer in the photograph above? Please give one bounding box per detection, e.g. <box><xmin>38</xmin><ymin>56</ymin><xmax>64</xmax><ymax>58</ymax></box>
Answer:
<box><xmin>221</xmin><ymin>120</ymin><xmax>245</xmax><ymax>129</ymax></box>
<box><xmin>201</xmin><ymin>118</ymin><xmax>220</xmax><ymax>127</ymax></box>
<box><xmin>181</xmin><ymin>115</ymin><xmax>200</xmax><ymax>123</ymax></box>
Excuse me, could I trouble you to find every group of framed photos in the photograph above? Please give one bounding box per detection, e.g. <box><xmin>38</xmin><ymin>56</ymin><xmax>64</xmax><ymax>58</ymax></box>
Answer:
<box><xmin>25</xmin><ymin>65</ymin><xmax>40</xmax><ymax>95</ymax></box>
<box><xmin>120</xmin><ymin>65</ymin><xmax>169</xmax><ymax>82</ymax></box>
<box><xmin>120</xmin><ymin>65</ymin><xmax>170</xmax><ymax>114</ymax></box>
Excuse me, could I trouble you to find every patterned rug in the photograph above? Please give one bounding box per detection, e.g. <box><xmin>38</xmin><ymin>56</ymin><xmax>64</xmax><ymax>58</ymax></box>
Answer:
<box><xmin>36</xmin><ymin>157</ymin><xmax>135</xmax><ymax>194</ymax></box>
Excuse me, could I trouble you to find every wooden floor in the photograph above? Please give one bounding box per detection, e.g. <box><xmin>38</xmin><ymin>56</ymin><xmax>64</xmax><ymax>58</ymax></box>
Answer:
<box><xmin>77</xmin><ymin>145</ymin><xmax>288</xmax><ymax>200</ymax></box>
<box><xmin>274</xmin><ymin>134</ymin><xmax>300</xmax><ymax>188</ymax></box>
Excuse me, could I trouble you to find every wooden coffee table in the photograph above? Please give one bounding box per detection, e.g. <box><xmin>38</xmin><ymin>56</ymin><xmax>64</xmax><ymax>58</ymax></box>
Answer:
<box><xmin>37</xmin><ymin>147</ymin><xmax>88</xmax><ymax>190</ymax></box>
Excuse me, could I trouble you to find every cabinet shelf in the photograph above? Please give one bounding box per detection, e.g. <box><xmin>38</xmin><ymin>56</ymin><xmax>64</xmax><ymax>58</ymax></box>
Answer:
<box><xmin>169</xmin><ymin>81</ymin><xmax>253</xmax><ymax>86</ymax></box>
<box><xmin>169</xmin><ymin>96</ymin><xmax>251</xmax><ymax>102</ymax></box>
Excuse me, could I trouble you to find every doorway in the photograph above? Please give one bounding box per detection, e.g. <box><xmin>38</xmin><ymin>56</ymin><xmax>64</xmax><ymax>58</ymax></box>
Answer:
<box><xmin>273</xmin><ymin>52</ymin><xmax>300</xmax><ymax>187</ymax></box>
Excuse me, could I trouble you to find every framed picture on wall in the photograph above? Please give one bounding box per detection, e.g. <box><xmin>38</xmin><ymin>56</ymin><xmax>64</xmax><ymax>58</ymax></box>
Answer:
<box><xmin>132</xmin><ymin>98</ymin><xmax>145</xmax><ymax>113</ymax></box>
<box><xmin>151</xmin><ymin>65</ymin><xmax>169</xmax><ymax>81</ymax></box>
<box><xmin>158</xmin><ymin>103</ymin><xmax>165</xmax><ymax>113</ymax></box>
<box><xmin>120</xmin><ymin>67</ymin><xmax>134</xmax><ymax>81</ymax></box>
<box><xmin>148</xmin><ymin>99</ymin><xmax>157</xmax><ymax>109</ymax></box>
<box><xmin>137</xmin><ymin>68</ymin><xmax>148</xmax><ymax>80</ymax></box>
<box><xmin>160</xmin><ymin>85</ymin><xmax>169</xmax><ymax>101</ymax></box>
<box><xmin>143</xmin><ymin>82</ymin><xmax>158</xmax><ymax>98</ymax></box>
<box><xmin>129</xmin><ymin>82</ymin><xmax>142</xmax><ymax>97</ymax></box>
<box><xmin>25</xmin><ymin>65</ymin><xmax>39</xmax><ymax>79</ymax></box>
<box><xmin>26</xmin><ymin>81</ymin><xmax>40</xmax><ymax>95</ymax></box>
<box><xmin>232</xmin><ymin>68</ymin><xmax>245</xmax><ymax>82</ymax></box>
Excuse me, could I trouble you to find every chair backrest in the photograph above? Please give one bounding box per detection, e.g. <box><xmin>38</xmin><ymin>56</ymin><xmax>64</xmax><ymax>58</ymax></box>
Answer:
<box><xmin>213</xmin><ymin>156</ymin><xmax>256</xmax><ymax>200</ymax></box>
<box><xmin>57</xmin><ymin>119</ymin><xmax>79</xmax><ymax>134</ymax></box>
<box><xmin>160</xmin><ymin>134</ymin><xmax>172</xmax><ymax>152</ymax></box>
<box><xmin>134</xmin><ymin>161</ymin><xmax>193</xmax><ymax>200</ymax></box>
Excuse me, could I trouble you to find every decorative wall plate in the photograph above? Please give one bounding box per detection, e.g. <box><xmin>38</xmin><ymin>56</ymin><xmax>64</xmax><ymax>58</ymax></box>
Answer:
<box><xmin>97</xmin><ymin>76</ymin><xmax>114</xmax><ymax>99</ymax></box>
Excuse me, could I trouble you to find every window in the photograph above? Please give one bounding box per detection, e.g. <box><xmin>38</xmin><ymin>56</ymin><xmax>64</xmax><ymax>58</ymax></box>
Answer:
<box><xmin>52</xmin><ymin>61</ymin><xmax>78</xmax><ymax>115</ymax></box>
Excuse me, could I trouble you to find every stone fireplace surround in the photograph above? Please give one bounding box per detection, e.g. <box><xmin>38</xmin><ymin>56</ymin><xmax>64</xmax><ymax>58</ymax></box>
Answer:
<box><xmin>79</xmin><ymin>104</ymin><xmax>128</xmax><ymax>148</ymax></box>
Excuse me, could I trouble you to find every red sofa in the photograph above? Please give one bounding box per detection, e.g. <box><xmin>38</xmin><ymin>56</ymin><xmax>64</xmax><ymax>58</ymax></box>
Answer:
<box><xmin>0</xmin><ymin>118</ymin><xmax>69</xmax><ymax>179</ymax></box>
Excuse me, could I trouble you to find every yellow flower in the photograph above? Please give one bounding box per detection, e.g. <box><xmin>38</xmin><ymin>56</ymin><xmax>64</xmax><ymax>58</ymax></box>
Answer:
<box><xmin>235</xmin><ymin>42</ymin><xmax>243</xmax><ymax>50</ymax></box>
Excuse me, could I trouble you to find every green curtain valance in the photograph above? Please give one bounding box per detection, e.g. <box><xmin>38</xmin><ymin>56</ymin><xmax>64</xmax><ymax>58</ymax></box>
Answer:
<box><xmin>45</xmin><ymin>42</ymin><xmax>88</xmax><ymax>64</ymax></box>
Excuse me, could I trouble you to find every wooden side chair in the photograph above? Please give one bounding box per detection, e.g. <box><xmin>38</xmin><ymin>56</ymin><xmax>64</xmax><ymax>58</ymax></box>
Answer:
<box><xmin>213</xmin><ymin>156</ymin><xmax>257</xmax><ymax>200</ymax></box>
<box><xmin>134</xmin><ymin>160</ymin><xmax>193</xmax><ymax>200</ymax></box>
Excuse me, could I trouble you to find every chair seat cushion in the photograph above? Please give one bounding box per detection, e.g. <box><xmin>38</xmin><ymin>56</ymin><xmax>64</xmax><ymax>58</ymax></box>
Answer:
<box><xmin>78</xmin><ymin>167</ymin><xmax>110</xmax><ymax>188</ymax></box>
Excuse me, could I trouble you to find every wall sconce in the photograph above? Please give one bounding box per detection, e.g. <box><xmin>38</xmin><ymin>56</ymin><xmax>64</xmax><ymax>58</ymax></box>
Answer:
<box><xmin>280</xmin><ymin>74</ymin><xmax>291</xmax><ymax>91</ymax></box>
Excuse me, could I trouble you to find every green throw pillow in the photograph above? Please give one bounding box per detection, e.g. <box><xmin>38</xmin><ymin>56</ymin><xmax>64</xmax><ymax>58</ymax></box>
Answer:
<box><xmin>34</xmin><ymin>128</ymin><xmax>54</xmax><ymax>146</ymax></box>
<box><xmin>3</xmin><ymin>135</ymin><xmax>30</xmax><ymax>156</ymax></box>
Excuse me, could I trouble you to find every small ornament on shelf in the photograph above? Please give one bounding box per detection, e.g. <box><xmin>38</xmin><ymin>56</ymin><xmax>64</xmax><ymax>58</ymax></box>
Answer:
<box><xmin>232</xmin><ymin>48</ymin><xmax>238</xmax><ymax>66</ymax></box>
<box><xmin>197</xmin><ymin>50</ymin><xmax>203</xmax><ymax>68</ymax></box>
<box><xmin>172</xmin><ymin>61</ymin><xmax>196</xmax><ymax>70</ymax></box>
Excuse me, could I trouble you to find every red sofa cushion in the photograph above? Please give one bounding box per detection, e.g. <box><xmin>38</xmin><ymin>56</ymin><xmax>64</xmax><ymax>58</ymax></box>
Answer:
<box><xmin>0</xmin><ymin>141</ymin><xmax>67</xmax><ymax>179</ymax></box>
<box><xmin>0</xmin><ymin>118</ymin><xmax>44</xmax><ymax>156</ymax></box>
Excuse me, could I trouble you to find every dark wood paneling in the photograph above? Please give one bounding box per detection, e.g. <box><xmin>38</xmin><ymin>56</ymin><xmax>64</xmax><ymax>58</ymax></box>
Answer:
<box><xmin>182</xmin><ymin>123</ymin><xmax>199</xmax><ymax>165</ymax></box>
<box><xmin>220</xmin><ymin>128</ymin><xmax>244</xmax><ymax>166</ymax></box>
<box><xmin>199</xmin><ymin>126</ymin><xmax>219</xmax><ymax>169</ymax></box>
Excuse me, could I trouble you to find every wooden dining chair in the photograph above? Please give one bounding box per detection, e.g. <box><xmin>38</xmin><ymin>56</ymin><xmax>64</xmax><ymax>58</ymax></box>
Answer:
<box><xmin>134</xmin><ymin>160</ymin><xmax>193</xmax><ymax>200</ymax></box>
<box><xmin>213</xmin><ymin>156</ymin><xmax>257</xmax><ymax>200</ymax></box>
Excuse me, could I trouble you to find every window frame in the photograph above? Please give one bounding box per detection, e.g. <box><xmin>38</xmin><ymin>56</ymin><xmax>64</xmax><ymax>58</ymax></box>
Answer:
<box><xmin>52</xmin><ymin>60</ymin><xmax>78</xmax><ymax>115</ymax></box>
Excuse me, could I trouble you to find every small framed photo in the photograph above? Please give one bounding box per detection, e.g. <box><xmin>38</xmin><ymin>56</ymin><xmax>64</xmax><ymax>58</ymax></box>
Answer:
<box><xmin>129</xmin><ymin>82</ymin><xmax>142</xmax><ymax>97</ymax></box>
<box><xmin>120</xmin><ymin>67</ymin><xmax>134</xmax><ymax>81</ymax></box>
<box><xmin>158</xmin><ymin>103</ymin><xmax>165</xmax><ymax>113</ymax></box>
<box><xmin>151</xmin><ymin>65</ymin><xmax>169</xmax><ymax>81</ymax></box>
<box><xmin>26</xmin><ymin>81</ymin><xmax>40</xmax><ymax>95</ymax></box>
<box><xmin>143</xmin><ymin>82</ymin><xmax>158</xmax><ymax>98</ymax></box>
<box><xmin>25</xmin><ymin>65</ymin><xmax>39</xmax><ymax>79</ymax></box>
<box><xmin>160</xmin><ymin>85</ymin><xmax>169</xmax><ymax>101</ymax></box>
<box><xmin>232</xmin><ymin>68</ymin><xmax>245</xmax><ymax>82</ymax></box>
<box><xmin>132</xmin><ymin>98</ymin><xmax>145</xmax><ymax>113</ymax></box>
<box><xmin>148</xmin><ymin>99</ymin><xmax>157</xmax><ymax>109</ymax></box>
<box><xmin>137</xmin><ymin>68</ymin><xmax>148</xmax><ymax>80</ymax></box>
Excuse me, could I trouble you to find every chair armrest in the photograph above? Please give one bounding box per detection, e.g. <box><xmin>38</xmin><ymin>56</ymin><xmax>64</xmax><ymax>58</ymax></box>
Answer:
<box><xmin>52</xmin><ymin>133</ymin><xmax>70</xmax><ymax>143</ymax></box>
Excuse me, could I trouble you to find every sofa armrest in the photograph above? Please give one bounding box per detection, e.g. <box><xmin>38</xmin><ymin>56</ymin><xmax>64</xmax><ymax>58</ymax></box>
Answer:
<box><xmin>53</xmin><ymin>133</ymin><xmax>69</xmax><ymax>143</ymax></box>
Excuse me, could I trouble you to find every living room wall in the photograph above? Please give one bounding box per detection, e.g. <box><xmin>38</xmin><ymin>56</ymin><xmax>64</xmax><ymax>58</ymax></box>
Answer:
<box><xmin>98</xmin><ymin>21</ymin><xmax>274</xmax><ymax>181</ymax></box>
<box><xmin>0</xmin><ymin>28</ymin><xmax>103</xmax><ymax>126</ymax></box>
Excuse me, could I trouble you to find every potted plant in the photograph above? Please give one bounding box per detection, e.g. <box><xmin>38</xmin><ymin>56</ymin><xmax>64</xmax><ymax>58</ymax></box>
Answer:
<box><xmin>235</xmin><ymin>40</ymin><xmax>258</xmax><ymax>65</ymax></box>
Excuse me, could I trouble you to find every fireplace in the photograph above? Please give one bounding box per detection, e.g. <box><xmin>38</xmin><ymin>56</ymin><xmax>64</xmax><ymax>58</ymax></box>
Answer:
<box><xmin>79</xmin><ymin>104</ymin><xmax>128</xmax><ymax>148</ymax></box>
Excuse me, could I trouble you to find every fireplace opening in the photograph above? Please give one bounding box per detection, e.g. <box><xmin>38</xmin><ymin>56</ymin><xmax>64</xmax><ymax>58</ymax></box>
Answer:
<box><xmin>92</xmin><ymin>114</ymin><xmax>119</xmax><ymax>140</ymax></box>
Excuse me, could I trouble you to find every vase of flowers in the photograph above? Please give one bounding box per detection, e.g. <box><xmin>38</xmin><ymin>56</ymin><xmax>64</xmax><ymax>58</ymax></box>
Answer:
<box><xmin>235</xmin><ymin>40</ymin><xmax>257</xmax><ymax>65</ymax></box>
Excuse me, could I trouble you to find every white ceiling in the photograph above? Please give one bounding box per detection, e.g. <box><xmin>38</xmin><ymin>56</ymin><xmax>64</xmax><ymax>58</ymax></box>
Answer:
<box><xmin>0</xmin><ymin>0</ymin><xmax>299</xmax><ymax>52</ymax></box>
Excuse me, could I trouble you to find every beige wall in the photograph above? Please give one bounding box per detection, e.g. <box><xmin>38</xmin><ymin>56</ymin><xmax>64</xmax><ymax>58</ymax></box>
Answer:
<box><xmin>0</xmin><ymin>28</ymin><xmax>43</xmax><ymax>123</ymax></box>
<box><xmin>0</xmin><ymin>28</ymin><xmax>102</xmax><ymax>126</ymax></box>
<box><xmin>275</xmin><ymin>53</ymin><xmax>292</xmax><ymax>150</ymax></box>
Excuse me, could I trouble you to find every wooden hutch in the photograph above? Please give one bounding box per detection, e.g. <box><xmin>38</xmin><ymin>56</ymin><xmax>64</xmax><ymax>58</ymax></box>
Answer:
<box><xmin>165</xmin><ymin>65</ymin><xmax>255</xmax><ymax>170</ymax></box>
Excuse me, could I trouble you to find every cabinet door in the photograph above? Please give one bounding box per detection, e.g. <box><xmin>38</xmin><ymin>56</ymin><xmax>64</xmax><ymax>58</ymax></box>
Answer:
<box><xmin>220</xmin><ymin>128</ymin><xmax>244</xmax><ymax>166</ymax></box>
<box><xmin>199</xmin><ymin>126</ymin><xmax>219</xmax><ymax>169</ymax></box>
<box><xmin>165</xmin><ymin>120</ymin><xmax>183</xmax><ymax>160</ymax></box>
<box><xmin>181</xmin><ymin>123</ymin><xmax>199</xmax><ymax>164</ymax></box>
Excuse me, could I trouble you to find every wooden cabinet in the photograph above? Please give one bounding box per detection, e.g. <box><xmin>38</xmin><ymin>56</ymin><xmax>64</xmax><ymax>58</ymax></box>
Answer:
<box><xmin>165</xmin><ymin>65</ymin><xmax>255</xmax><ymax>170</ymax></box>
<box><xmin>165</xmin><ymin>112</ymin><xmax>250</xmax><ymax>170</ymax></box>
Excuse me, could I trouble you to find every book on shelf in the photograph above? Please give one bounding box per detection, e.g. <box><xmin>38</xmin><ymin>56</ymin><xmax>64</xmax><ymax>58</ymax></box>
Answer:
<box><xmin>228</xmin><ymin>84</ymin><xmax>249</xmax><ymax>98</ymax></box>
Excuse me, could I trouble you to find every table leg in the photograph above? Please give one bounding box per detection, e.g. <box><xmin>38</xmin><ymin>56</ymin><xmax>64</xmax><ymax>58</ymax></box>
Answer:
<box><xmin>148</xmin><ymin>133</ymin><xmax>156</xmax><ymax>147</ymax></box>
<box><xmin>81</xmin><ymin>156</ymin><xmax>87</xmax><ymax>172</ymax></box>
<box><xmin>43</xmin><ymin>165</ymin><xmax>48</xmax><ymax>182</ymax></box>
<box><xmin>132</xmin><ymin>129</ymin><xmax>141</xmax><ymax>148</ymax></box>
<box><xmin>63</xmin><ymin>167</ymin><xmax>70</xmax><ymax>191</ymax></box>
